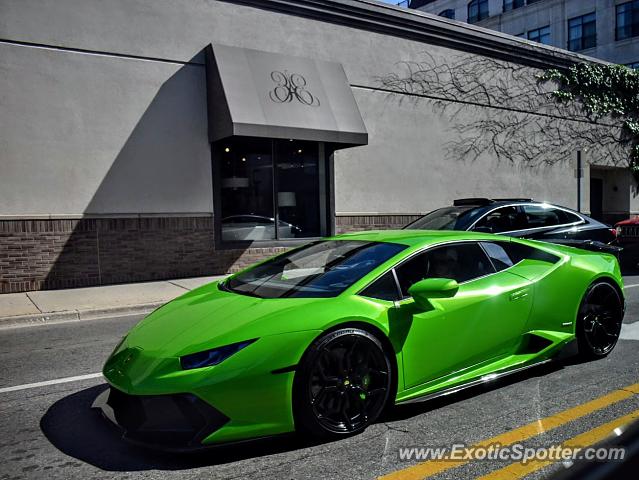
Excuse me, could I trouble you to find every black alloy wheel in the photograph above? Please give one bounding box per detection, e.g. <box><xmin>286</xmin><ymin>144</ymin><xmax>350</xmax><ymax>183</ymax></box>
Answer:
<box><xmin>293</xmin><ymin>328</ymin><xmax>392</xmax><ymax>438</ymax></box>
<box><xmin>577</xmin><ymin>281</ymin><xmax>624</xmax><ymax>359</ymax></box>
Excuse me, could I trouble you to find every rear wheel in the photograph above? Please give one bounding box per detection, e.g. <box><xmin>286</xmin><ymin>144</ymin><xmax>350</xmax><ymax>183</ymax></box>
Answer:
<box><xmin>576</xmin><ymin>281</ymin><xmax>623</xmax><ymax>359</ymax></box>
<box><xmin>293</xmin><ymin>328</ymin><xmax>392</xmax><ymax>438</ymax></box>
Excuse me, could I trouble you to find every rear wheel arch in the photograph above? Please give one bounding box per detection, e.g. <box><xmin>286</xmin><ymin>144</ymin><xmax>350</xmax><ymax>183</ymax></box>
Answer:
<box><xmin>575</xmin><ymin>277</ymin><xmax>624</xmax><ymax>359</ymax></box>
<box><xmin>589</xmin><ymin>274</ymin><xmax>624</xmax><ymax>302</ymax></box>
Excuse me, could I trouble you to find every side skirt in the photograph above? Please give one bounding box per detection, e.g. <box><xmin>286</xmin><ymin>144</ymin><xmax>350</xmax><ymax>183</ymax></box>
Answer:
<box><xmin>395</xmin><ymin>359</ymin><xmax>554</xmax><ymax>405</ymax></box>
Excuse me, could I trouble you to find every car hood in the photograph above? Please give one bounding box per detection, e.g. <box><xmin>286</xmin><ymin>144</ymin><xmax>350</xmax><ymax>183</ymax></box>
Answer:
<box><xmin>123</xmin><ymin>281</ymin><xmax>330</xmax><ymax>358</ymax></box>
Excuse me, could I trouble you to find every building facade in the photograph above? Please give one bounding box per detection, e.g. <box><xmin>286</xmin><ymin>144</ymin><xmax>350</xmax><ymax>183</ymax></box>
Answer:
<box><xmin>411</xmin><ymin>0</ymin><xmax>639</xmax><ymax>66</ymax></box>
<box><xmin>0</xmin><ymin>0</ymin><xmax>636</xmax><ymax>293</ymax></box>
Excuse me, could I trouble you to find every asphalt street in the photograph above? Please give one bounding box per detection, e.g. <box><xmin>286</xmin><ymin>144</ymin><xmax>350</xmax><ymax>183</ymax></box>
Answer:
<box><xmin>1</xmin><ymin>277</ymin><xmax>639</xmax><ymax>480</ymax></box>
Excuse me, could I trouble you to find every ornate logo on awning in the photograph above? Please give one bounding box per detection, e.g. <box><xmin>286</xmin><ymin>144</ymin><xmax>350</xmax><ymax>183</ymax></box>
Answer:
<box><xmin>269</xmin><ymin>70</ymin><xmax>320</xmax><ymax>107</ymax></box>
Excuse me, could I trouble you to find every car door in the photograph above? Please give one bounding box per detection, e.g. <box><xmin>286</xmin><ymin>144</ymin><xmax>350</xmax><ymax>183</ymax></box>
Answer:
<box><xmin>392</xmin><ymin>242</ymin><xmax>533</xmax><ymax>389</ymax></box>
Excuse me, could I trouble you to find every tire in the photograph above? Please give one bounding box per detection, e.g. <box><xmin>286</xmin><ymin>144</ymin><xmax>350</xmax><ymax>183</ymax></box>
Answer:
<box><xmin>576</xmin><ymin>281</ymin><xmax>624</xmax><ymax>359</ymax></box>
<box><xmin>293</xmin><ymin>328</ymin><xmax>392</xmax><ymax>438</ymax></box>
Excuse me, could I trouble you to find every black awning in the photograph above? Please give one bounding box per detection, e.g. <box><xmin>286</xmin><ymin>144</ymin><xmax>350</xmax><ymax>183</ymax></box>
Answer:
<box><xmin>205</xmin><ymin>44</ymin><xmax>368</xmax><ymax>146</ymax></box>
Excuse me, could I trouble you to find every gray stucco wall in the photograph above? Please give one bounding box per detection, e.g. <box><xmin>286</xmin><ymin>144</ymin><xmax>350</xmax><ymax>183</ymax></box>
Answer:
<box><xmin>0</xmin><ymin>0</ymin><xmax>632</xmax><ymax>218</ymax></box>
<box><xmin>0</xmin><ymin>42</ymin><xmax>211</xmax><ymax>215</ymax></box>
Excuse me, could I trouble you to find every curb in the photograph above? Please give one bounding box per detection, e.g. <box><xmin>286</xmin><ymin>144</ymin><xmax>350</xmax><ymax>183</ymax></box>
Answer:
<box><xmin>0</xmin><ymin>302</ymin><xmax>164</xmax><ymax>329</ymax></box>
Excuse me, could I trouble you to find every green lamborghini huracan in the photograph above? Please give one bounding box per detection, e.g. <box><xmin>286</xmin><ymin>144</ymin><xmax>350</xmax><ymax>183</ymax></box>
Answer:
<box><xmin>95</xmin><ymin>230</ymin><xmax>624</xmax><ymax>450</ymax></box>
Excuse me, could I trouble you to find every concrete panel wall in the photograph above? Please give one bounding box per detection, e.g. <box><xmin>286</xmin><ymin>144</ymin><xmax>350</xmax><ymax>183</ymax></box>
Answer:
<box><xmin>0</xmin><ymin>0</ymin><xmax>632</xmax><ymax>219</ymax></box>
<box><xmin>0</xmin><ymin>42</ymin><xmax>211</xmax><ymax>215</ymax></box>
<box><xmin>335</xmin><ymin>87</ymin><xmax>576</xmax><ymax>214</ymax></box>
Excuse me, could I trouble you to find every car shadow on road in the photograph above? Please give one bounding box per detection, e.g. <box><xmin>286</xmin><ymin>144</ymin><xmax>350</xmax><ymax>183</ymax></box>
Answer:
<box><xmin>41</xmin><ymin>361</ymin><xmax>572</xmax><ymax>471</ymax></box>
<box><xmin>381</xmin><ymin>361</ymin><xmax>564</xmax><ymax>422</ymax></box>
<box><xmin>39</xmin><ymin>384</ymin><xmax>320</xmax><ymax>471</ymax></box>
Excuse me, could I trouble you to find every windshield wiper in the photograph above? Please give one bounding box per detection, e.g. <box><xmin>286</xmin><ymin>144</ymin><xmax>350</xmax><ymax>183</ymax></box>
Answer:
<box><xmin>219</xmin><ymin>280</ymin><xmax>263</xmax><ymax>298</ymax></box>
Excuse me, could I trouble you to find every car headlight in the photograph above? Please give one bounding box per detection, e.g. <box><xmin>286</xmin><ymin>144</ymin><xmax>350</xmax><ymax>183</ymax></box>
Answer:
<box><xmin>180</xmin><ymin>339</ymin><xmax>257</xmax><ymax>370</ymax></box>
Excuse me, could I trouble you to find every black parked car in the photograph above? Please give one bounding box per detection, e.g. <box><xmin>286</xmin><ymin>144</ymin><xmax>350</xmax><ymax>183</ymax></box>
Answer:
<box><xmin>404</xmin><ymin>198</ymin><xmax>619</xmax><ymax>253</ymax></box>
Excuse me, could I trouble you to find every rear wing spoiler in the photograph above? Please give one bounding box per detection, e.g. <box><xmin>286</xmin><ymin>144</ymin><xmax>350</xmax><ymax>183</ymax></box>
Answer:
<box><xmin>543</xmin><ymin>239</ymin><xmax>622</xmax><ymax>257</ymax></box>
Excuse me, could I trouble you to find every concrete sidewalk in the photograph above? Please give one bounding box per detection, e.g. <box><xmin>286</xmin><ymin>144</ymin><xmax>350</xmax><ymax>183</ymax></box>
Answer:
<box><xmin>0</xmin><ymin>275</ymin><xmax>227</xmax><ymax>329</ymax></box>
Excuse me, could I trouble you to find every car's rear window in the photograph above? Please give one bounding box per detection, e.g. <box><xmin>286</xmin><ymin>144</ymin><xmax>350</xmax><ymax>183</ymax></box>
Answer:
<box><xmin>483</xmin><ymin>241</ymin><xmax>560</xmax><ymax>266</ymax></box>
<box><xmin>222</xmin><ymin>240</ymin><xmax>407</xmax><ymax>298</ymax></box>
<box><xmin>404</xmin><ymin>207</ymin><xmax>483</xmax><ymax>230</ymax></box>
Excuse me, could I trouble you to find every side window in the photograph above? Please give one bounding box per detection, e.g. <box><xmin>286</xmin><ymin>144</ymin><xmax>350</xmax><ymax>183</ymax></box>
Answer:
<box><xmin>480</xmin><ymin>242</ymin><xmax>514</xmax><ymax>271</ymax></box>
<box><xmin>360</xmin><ymin>271</ymin><xmax>400</xmax><ymax>301</ymax></box>
<box><xmin>557</xmin><ymin>209</ymin><xmax>582</xmax><ymax>224</ymax></box>
<box><xmin>395</xmin><ymin>243</ymin><xmax>495</xmax><ymax>297</ymax></box>
<box><xmin>523</xmin><ymin>205</ymin><xmax>580</xmax><ymax>228</ymax></box>
<box><xmin>474</xmin><ymin>206</ymin><xmax>527</xmax><ymax>233</ymax></box>
<box><xmin>502</xmin><ymin>242</ymin><xmax>560</xmax><ymax>264</ymax></box>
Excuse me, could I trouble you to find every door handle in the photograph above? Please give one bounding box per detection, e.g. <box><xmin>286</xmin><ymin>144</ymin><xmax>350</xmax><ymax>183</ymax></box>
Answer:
<box><xmin>509</xmin><ymin>289</ymin><xmax>529</xmax><ymax>301</ymax></box>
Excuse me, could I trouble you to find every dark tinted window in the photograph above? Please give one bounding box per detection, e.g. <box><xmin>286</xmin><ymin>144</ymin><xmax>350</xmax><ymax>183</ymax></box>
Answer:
<box><xmin>523</xmin><ymin>205</ymin><xmax>581</xmax><ymax>228</ymax></box>
<box><xmin>568</xmin><ymin>12</ymin><xmax>596</xmax><ymax>51</ymax></box>
<box><xmin>616</xmin><ymin>1</ymin><xmax>639</xmax><ymax>41</ymax></box>
<box><xmin>395</xmin><ymin>243</ymin><xmax>495</xmax><ymax>297</ymax></box>
<box><xmin>404</xmin><ymin>207</ymin><xmax>483</xmax><ymax>230</ymax></box>
<box><xmin>502</xmin><ymin>242</ymin><xmax>560</xmax><ymax>265</ymax></box>
<box><xmin>217</xmin><ymin>137</ymin><xmax>324</xmax><ymax>242</ymax></box>
<box><xmin>473</xmin><ymin>206</ymin><xmax>528</xmax><ymax>233</ymax></box>
<box><xmin>468</xmin><ymin>0</ymin><xmax>489</xmax><ymax>23</ymax></box>
<box><xmin>224</xmin><ymin>240</ymin><xmax>406</xmax><ymax>299</ymax></box>
<box><xmin>360</xmin><ymin>271</ymin><xmax>400</xmax><ymax>301</ymax></box>
<box><xmin>527</xmin><ymin>25</ymin><xmax>551</xmax><ymax>45</ymax></box>
<box><xmin>439</xmin><ymin>8</ymin><xmax>455</xmax><ymax>19</ymax></box>
<box><xmin>481</xmin><ymin>242</ymin><xmax>514</xmax><ymax>271</ymax></box>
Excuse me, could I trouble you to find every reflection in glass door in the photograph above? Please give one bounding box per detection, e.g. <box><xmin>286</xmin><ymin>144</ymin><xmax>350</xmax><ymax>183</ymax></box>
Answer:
<box><xmin>274</xmin><ymin>139</ymin><xmax>320</xmax><ymax>238</ymax></box>
<box><xmin>215</xmin><ymin>137</ymin><xmax>325</xmax><ymax>242</ymax></box>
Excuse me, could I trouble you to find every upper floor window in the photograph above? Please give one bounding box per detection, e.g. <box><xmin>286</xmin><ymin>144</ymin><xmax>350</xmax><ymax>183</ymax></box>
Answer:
<box><xmin>527</xmin><ymin>25</ymin><xmax>551</xmax><ymax>44</ymax></box>
<box><xmin>568</xmin><ymin>12</ymin><xmax>596</xmax><ymax>51</ymax></box>
<box><xmin>616</xmin><ymin>1</ymin><xmax>639</xmax><ymax>41</ymax></box>
<box><xmin>439</xmin><ymin>9</ymin><xmax>455</xmax><ymax>19</ymax></box>
<box><xmin>503</xmin><ymin>0</ymin><xmax>525</xmax><ymax>13</ymax></box>
<box><xmin>468</xmin><ymin>0</ymin><xmax>489</xmax><ymax>23</ymax></box>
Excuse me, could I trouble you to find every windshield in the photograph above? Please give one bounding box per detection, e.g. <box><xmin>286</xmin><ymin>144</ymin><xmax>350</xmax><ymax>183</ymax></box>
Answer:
<box><xmin>404</xmin><ymin>207</ymin><xmax>481</xmax><ymax>230</ymax></box>
<box><xmin>223</xmin><ymin>240</ymin><xmax>407</xmax><ymax>298</ymax></box>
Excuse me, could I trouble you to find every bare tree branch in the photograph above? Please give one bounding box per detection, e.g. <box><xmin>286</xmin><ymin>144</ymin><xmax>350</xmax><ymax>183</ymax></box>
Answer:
<box><xmin>376</xmin><ymin>52</ymin><xmax>632</xmax><ymax>168</ymax></box>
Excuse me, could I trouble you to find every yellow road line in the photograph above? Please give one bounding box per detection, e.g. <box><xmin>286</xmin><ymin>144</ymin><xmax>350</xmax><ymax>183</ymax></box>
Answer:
<box><xmin>476</xmin><ymin>407</ymin><xmax>639</xmax><ymax>480</ymax></box>
<box><xmin>379</xmin><ymin>383</ymin><xmax>639</xmax><ymax>480</ymax></box>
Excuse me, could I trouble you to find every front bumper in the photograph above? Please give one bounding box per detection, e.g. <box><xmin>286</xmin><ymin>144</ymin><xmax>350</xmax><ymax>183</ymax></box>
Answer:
<box><xmin>99</xmin><ymin>329</ymin><xmax>322</xmax><ymax>447</ymax></box>
<box><xmin>93</xmin><ymin>386</ymin><xmax>230</xmax><ymax>451</ymax></box>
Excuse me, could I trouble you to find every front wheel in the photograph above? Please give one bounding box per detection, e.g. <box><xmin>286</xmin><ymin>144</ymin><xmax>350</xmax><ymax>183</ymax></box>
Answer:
<box><xmin>576</xmin><ymin>281</ymin><xmax>623</xmax><ymax>359</ymax></box>
<box><xmin>293</xmin><ymin>328</ymin><xmax>392</xmax><ymax>438</ymax></box>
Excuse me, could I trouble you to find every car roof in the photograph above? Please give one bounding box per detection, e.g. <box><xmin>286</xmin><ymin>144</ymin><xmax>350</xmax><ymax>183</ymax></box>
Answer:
<box><xmin>449</xmin><ymin>199</ymin><xmax>600</xmax><ymax>224</ymax></box>
<box><xmin>329</xmin><ymin>229</ymin><xmax>500</xmax><ymax>247</ymax></box>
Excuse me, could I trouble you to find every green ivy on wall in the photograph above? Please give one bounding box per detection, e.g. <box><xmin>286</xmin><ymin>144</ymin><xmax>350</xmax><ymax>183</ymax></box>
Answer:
<box><xmin>539</xmin><ymin>63</ymin><xmax>639</xmax><ymax>179</ymax></box>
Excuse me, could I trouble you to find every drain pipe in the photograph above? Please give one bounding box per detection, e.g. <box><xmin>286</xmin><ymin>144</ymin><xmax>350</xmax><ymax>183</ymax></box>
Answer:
<box><xmin>577</xmin><ymin>150</ymin><xmax>582</xmax><ymax>212</ymax></box>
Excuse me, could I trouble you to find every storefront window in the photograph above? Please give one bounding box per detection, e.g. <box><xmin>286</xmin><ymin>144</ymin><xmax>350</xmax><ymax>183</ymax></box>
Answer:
<box><xmin>216</xmin><ymin>137</ymin><xmax>325</xmax><ymax>243</ymax></box>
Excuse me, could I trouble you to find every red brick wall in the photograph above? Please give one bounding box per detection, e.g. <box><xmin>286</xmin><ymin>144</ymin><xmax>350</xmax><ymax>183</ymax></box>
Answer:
<box><xmin>335</xmin><ymin>214</ymin><xmax>421</xmax><ymax>233</ymax></box>
<box><xmin>0</xmin><ymin>217</ymin><xmax>289</xmax><ymax>293</ymax></box>
<box><xmin>0</xmin><ymin>214</ymin><xmax>417</xmax><ymax>293</ymax></box>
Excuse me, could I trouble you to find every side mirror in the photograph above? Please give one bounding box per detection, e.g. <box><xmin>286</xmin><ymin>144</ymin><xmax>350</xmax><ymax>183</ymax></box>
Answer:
<box><xmin>474</xmin><ymin>226</ymin><xmax>493</xmax><ymax>233</ymax></box>
<box><xmin>408</xmin><ymin>278</ymin><xmax>459</xmax><ymax>309</ymax></box>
